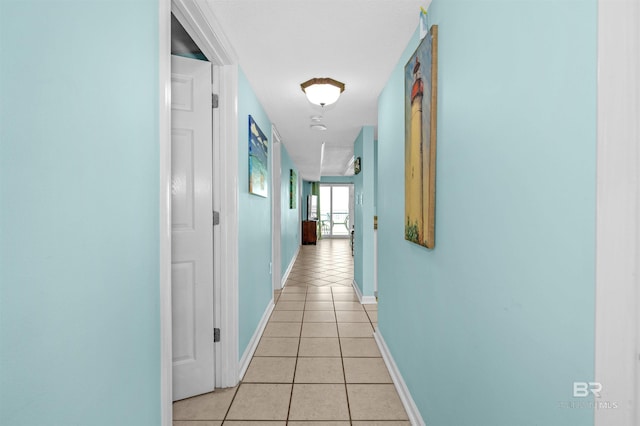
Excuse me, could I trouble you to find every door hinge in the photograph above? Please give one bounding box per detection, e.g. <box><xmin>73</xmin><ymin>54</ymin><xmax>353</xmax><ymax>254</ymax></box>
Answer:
<box><xmin>214</xmin><ymin>328</ymin><xmax>221</xmax><ymax>342</ymax></box>
<box><xmin>213</xmin><ymin>211</ymin><xmax>220</xmax><ymax>226</ymax></box>
<box><xmin>212</xmin><ymin>93</ymin><xmax>219</xmax><ymax>109</ymax></box>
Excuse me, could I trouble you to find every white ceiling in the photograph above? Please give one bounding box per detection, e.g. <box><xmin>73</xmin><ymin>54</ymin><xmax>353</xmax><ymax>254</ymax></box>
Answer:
<box><xmin>206</xmin><ymin>0</ymin><xmax>426</xmax><ymax>181</ymax></box>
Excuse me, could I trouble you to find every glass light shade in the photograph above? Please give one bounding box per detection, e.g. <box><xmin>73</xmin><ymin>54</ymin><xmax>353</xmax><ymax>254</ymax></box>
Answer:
<box><xmin>301</xmin><ymin>78</ymin><xmax>345</xmax><ymax>106</ymax></box>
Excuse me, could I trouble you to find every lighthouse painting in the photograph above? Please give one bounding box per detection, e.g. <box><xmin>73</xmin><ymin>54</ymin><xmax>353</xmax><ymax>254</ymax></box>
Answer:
<box><xmin>404</xmin><ymin>25</ymin><xmax>438</xmax><ymax>248</ymax></box>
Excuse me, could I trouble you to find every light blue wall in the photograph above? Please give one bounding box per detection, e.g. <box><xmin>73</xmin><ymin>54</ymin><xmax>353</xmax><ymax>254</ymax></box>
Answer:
<box><xmin>321</xmin><ymin>176</ymin><xmax>354</xmax><ymax>184</ymax></box>
<box><xmin>237</xmin><ymin>68</ymin><xmax>273</xmax><ymax>357</ymax></box>
<box><xmin>0</xmin><ymin>1</ymin><xmax>160</xmax><ymax>424</ymax></box>
<box><xmin>374</xmin><ymin>140</ymin><xmax>378</xmax><ymax>215</ymax></box>
<box><xmin>301</xmin><ymin>180</ymin><xmax>312</xmax><ymax>222</ymax></box>
<box><xmin>280</xmin><ymin>145</ymin><xmax>300</xmax><ymax>277</ymax></box>
<box><xmin>377</xmin><ymin>1</ymin><xmax>596</xmax><ymax>425</ymax></box>
<box><xmin>353</xmin><ymin>127</ymin><xmax>375</xmax><ymax>297</ymax></box>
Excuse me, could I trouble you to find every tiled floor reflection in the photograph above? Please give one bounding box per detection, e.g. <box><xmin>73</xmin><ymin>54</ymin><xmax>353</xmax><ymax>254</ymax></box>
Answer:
<box><xmin>173</xmin><ymin>239</ymin><xmax>409</xmax><ymax>425</ymax></box>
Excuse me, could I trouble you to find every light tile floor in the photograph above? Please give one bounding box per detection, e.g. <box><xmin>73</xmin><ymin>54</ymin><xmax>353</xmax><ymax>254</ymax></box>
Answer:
<box><xmin>173</xmin><ymin>239</ymin><xmax>409</xmax><ymax>425</ymax></box>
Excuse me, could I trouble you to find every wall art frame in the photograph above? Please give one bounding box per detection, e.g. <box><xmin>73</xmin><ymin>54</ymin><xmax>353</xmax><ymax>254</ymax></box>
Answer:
<box><xmin>289</xmin><ymin>169</ymin><xmax>297</xmax><ymax>208</ymax></box>
<box><xmin>404</xmin><ymin>25</ymin><xmax>438</xmax><ymax>248</ymax></box>
<box><xmin>248</xmin><ymin>115</ymin><xmax>268</xmax><ymax>197</ymax></box>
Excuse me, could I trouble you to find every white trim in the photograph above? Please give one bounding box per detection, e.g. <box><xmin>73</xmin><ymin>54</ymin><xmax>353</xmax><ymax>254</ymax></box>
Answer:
<box><xmin>374</xmin><ymin>329</ymin><xmax>425</xmax><ymax>426</ymax></box>
<box><xmin>272</xmin><ymin>126</ymin><xmax>282</xmax><ymax>292</ymax></box>
<box><xmin>373</xmin><ymin>229</ymin><xmax>378</xmax><ymax>297</ymax></box>
<box><xmin>297</xmin><ymin>173</ymin><xmax>302</xmax><ymax>238</ymax></box>
<box><xmin>171</xmin><ymin>0</ymin><xmax>237</xmax><ymax>65</ymax></box>
<box><xmin>352</xmin><ymin>279</ymin><xmax>377</xmax><ymax>305</ymax></box>
<box><xmin>281</xmin><ymin>245</ymin><xmax>301</xmax><ymax>288</ymax></box>
<box><xmin>238</xmin><ymin>300</ymin><xmax>275</xmax><ymax>380</ymax></box>
<box><xmin>159</xmin><ymin>0</ymin><xmax>172</xmax><ymax>423</ymax></box>
<box><xmin>352</xmin><ymin>278</ymin><xmax>362</xmax><ymax>300</ymax></box>
<box><xmin>361</xmin><ymin>296</ymin><xmax>377</xmax><ymax>305</ymax></box>
<box><xmin>167</xmin><ymin>0</ymin><xmax>240</xmax><ymax>397</ymax></box>
<box><xmin>214</xmin><ymin>62</ymin><xmax>240</xmax><ymax>388</ymax></box>
<box><xmin>595</xmin><ymin>1</ymin><xmax>640</xmax><ymax>425</ymax></box>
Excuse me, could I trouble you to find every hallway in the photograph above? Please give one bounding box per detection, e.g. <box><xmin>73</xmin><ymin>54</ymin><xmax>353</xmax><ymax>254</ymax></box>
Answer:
<box><xmin>172</xmin><ymin>239</ymin><xmax>409</xmax><ymax>425</ymax></box>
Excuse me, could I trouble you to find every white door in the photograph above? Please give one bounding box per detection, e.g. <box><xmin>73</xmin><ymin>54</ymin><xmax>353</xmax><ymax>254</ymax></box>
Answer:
<box><xmin>171</xmin><ymin>55</ymin><xmax>215</xmax><ymax>401</ymax></box>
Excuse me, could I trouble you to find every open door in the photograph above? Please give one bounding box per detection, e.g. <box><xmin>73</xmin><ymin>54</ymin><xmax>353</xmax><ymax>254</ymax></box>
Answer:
<box><xmin>171</xmin><ymin>55</ymin><xmax>215</xmax><ymax>401</ymax></box>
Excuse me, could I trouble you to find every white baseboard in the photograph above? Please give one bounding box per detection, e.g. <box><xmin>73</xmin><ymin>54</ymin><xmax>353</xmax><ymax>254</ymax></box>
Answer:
<box><xmin>352</xmin><ymin>278</ymin><xmax>363</xmax><ymax>300</ymax></box>
<box><xmin>281</xmin><ymin>245</ymin><xmax>300</xmax><ymax>287</ymax></box>
<box><xmin>238</xmin><ymin>299</ymin><xmax>275</xmax><ymax>380</ymax></box>
<box><xmin>352</xmin><ymin>279</ymin><xmax>377</xmax><ymax>305</ymax></box>
<box><xmin>374</xmin><ymin>329</ymin><xmax>426</xmax><ymax>426</ymax></box>
<box><xmin>361</xmin><ymin>295</ymin><xmax>377</xmax><ymax>304</ymax></box>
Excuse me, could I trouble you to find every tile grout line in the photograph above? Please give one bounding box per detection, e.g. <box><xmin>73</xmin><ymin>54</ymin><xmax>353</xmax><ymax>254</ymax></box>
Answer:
<box><xmin>236</xmin><ymin>242</ymin><xmax>355</xmax><ymax>424</ymax></box>
<box><xmin>333</xmin><ymin>278</ymin><xmax>354</xmax><ymax>425</ymax></box>
<box><xmin>285</xmin><ymin>281</ymin><xmax>307</xmax><ymax>423</ymax></box>
<box><xmin>220</xmin><ymin>382</ymin><xmax>240</xmax><ymax>423</ymax></box>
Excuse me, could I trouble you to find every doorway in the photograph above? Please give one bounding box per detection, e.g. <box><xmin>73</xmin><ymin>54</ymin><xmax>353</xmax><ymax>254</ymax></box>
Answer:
<box><xmin>319</xmin><ymin>184</ymin><xmax>354</xmax><ymax>238</ymax></box>
<box><xmin>162</xmin><ymin>2</ymin><xmax>241</xmax><ymax>422</ymax></box>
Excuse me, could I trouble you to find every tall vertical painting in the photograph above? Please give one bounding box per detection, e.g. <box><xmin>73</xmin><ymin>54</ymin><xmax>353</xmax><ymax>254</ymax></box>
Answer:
<box><xmin>404</xmin><ymin>25</ymin><xmax>438</xmax><ymax>248</ymax></box>
<box><xmin>289</xmin><ymin>169</ymin><xmax>297</xmax><ymax>209</ymax></box>
<box><xmin>248</xmin><ymin>115</ymin><xmax>268</xmax><ymax>197</ymax></box>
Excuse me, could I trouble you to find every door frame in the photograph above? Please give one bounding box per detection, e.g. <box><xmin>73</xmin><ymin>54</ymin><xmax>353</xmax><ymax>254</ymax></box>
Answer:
<box><xmin>271</xmin><ymin>126</ymin><xmax>283</xmax><ymax>291</ymax></box>
<box><xmin>595</xmin><ymin>0</ymin><xmax>640</xmax><ymax>425</ymax></box>
<box><xmin>160</xmin><ymin>1</ymin><xmax>240</xmax><ymax>424</ymax></box>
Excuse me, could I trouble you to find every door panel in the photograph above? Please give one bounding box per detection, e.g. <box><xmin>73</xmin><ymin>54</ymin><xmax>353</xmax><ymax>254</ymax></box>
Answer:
<box><xmin>171</xmin><ymin>129</ymin><xmax>195</xmax><ymax>230</ymax></box>
<box><xmin>171</xmin><ymin>55</ymin><xmax>215</xmax><ymax>401</ymax></box>
<box><xmin>172</xmin><ymin>261</ymin><xmax>196</xmax><ymax>363</ymax></box>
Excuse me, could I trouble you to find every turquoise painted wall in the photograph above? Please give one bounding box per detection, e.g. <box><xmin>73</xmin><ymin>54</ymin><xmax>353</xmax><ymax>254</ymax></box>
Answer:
<box><xmin>321</xmin><ymin>176</ymin><xmax>355</xmax><ymax>184</ymax></box>
<box><xmin>172</xmin><ymin>52</ymin><xmax>208</xmax><ymax>61</ymax></box>
<box><xmin>237</xmin><ymin>69</ymin><xmax>273</xmax><ymax>357</ymax></box>
<box><xmin>377</xmin><ymin>1</ymin><xmax>596</xmax><ymax>425</ymax></box>
<box><xmin>374</xmin><ymin>140</ymin><xmax>378</xmax><ymax>215</ymax></box>
<box><xmin>301</xmin><ymin>180</ymin><xmax>312</xmax><ymax>222</ymax></box>
<box><xmin>280</xmin><ymin>144</ymin><xmax>300</xmax><ymax>277</ymax></box>
<box><xmin>0</xmin><ymin>1</ymin><xmax>160</xmax><ymax>424</ymax></box>
<box><xmin>352</xmin><ymin>127</ymin><xmax>375</xmax><ymax>297</ymax></box>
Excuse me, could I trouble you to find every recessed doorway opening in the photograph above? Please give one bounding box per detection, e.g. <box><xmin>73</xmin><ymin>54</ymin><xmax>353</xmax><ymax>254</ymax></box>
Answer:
<box><xmin>319</xmin><ymin>184</ymin><xmax>354</xmax><ymax>239</ymax></box>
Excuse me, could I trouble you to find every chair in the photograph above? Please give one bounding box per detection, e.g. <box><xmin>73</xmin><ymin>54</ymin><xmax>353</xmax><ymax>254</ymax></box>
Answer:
<box><xmin>320</xmin><ymin>213</ymin><xmax>331</xmax><ymax>234</ymax></box>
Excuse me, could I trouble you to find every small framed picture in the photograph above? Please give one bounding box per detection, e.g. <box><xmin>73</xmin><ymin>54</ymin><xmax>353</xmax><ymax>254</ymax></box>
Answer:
<box><xmin>354</xmin><ymin>157</ymin><xmax>361</xmax><ymax>175</ymax></box>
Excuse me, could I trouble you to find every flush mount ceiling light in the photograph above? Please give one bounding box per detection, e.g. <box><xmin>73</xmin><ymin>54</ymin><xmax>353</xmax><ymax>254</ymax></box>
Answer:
<box><xmin>300</xmin><ymin>78</ymin><xmax>345</xmax><ymax>107</ymax></box>
<box><xmin>310</xmin><ymin>124</ymin><xmax>327</xmax><ymax>131</ymax></box>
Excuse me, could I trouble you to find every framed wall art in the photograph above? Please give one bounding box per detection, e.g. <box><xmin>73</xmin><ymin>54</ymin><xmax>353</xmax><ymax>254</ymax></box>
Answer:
<box><xmin>404</xmin><ymin>25</ymin><xmax>438</xmax><ymax>248</ymax></box>
<box><xmin>354</xmin><ymin>157</ymin><xmax>361</xmax><ymax>175</ymax></box>
<box><xmin>290</xmin><ymin>169</ymin><xmax>297</xmax><ymax>209</ymax></box>
<box><xmin>248</xmin><ymin>115</ymin><xmax>268</xmax><ymax>197</ymax></box>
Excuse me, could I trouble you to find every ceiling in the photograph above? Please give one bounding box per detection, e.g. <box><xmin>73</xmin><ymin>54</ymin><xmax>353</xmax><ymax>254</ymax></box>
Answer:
<box><xmin>205</xmin><ymin>0</ymin><xmax>426</xmax><ymax>181</ymax></box>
